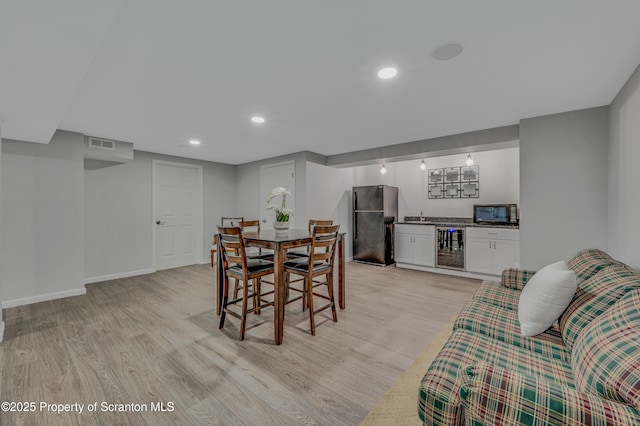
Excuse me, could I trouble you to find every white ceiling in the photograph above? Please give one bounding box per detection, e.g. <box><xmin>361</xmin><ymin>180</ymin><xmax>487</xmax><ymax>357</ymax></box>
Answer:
<box><xmin>1</xmin><ymin>1</ymin><xmax>640</xmax><ymax>165</ymax></box>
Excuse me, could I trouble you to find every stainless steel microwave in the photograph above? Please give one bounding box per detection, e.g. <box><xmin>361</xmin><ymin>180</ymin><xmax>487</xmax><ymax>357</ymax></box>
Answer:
<box><xmin>473</xmin><ymin>204</ymin><xmax>518</xmax><ymax>225</ymax></box>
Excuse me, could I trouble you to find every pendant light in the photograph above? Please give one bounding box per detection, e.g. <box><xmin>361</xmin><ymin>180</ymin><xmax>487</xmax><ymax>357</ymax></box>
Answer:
<box><xmin>380</xmin><ymin>164</ymin><xmax>387</xmax><ymax>175</ymax></box>
<box><xmin>466</xmin><ymin>154</ymin><xmax>474</xmax><ymax>166</ymax></box>
<box><xmin>420</xmin><ymin>160</ymin><xmax>426</xmax><ymax>171</ymax></box>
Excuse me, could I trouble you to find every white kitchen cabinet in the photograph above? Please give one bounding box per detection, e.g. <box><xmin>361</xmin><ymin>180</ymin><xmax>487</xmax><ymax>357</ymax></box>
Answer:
<box><xmin>466</xmin><ymin>227</ymin><xmax>520</xmax><ymax>275</ymax></box>
<box><xmin>395</xmin><ymin>234</ymin><xmax>414</xmax><ymax>264</ymax></box>
<box><xmin>465</xmin><ymin>237</ymin><xmax>493</xmax><ymax>274</ymax></box>
<box><xmin>395</xmin><ymin>224</ymin><xmax>435</xmax><ymax>267</ymax></box>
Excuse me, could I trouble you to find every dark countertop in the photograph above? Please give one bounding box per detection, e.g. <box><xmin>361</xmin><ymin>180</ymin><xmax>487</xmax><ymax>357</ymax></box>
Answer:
<box><xmin>397</xmin><ymin>216</ymin><xmax>519</xmax><ymax>229</ymax></box>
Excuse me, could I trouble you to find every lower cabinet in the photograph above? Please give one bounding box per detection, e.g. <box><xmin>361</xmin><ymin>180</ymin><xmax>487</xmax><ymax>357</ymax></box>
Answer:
<box><xmin>466</xmin><ymin>227</ymin><xmax>520</xmax><ymax>275</ymax></box>
<box><xmin>395</xmin><ymin>225</ymin><xmax>435</xmax><ymax>267</ymax></box>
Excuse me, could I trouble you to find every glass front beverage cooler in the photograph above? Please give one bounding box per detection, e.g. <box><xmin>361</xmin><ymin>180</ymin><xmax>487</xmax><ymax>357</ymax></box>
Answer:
<box><xmin>436</xmin><ymin>227</ymin><xmax>465</xmax><ymax>270</ymax></box>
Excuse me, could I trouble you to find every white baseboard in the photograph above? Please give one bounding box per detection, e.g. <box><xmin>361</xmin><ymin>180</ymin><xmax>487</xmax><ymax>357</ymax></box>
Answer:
<box><xmin>84</xmin><ymin>268</ymin><xmax>155</xmax><ymax>285</ymax></box>
<box><xmin>2</xmin><ymin>287</ymin><xmax>87</xmax><ymax>309</ymax></box>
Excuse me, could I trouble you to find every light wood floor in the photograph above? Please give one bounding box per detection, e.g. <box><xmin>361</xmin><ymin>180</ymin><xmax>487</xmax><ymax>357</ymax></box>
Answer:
<box><xmin>0</xmin><ymin>262</ymin><xmax>480</xmax><ymax>426</ymax></box>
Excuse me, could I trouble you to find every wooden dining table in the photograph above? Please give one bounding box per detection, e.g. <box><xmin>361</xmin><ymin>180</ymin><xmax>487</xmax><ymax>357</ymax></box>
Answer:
<box><xmin>215</xmin><ymin>228</ymin><xmax>346</xmax><ymax>345</ymax></box>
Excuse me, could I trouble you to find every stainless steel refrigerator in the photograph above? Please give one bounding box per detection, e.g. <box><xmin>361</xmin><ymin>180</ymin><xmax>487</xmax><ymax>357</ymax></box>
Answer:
<box><xmin>353</xmin><ymin>185</ymin><xmax>398</xmax><ymax>265</ymax></box>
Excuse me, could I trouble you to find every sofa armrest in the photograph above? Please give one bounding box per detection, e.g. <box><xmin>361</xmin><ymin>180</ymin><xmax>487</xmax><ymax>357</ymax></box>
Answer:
<box><xmin>500</xmin><ymin>268</ymin><xmax>537</xmax><ymax>290</ymax></box>
<box><xmin>459</xmin><ymin>363</ymin><xmax>640</xmax><ymax>426</ymax></box>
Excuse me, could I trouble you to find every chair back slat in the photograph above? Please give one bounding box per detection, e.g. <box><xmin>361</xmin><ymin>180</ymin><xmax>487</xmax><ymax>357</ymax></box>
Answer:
<box><xmin>312</xmin><ymin>251</ymin><xmax>332</xmax><ymax>262</ymax></box>
<box><xmin>239</xmin><ymin>220</ymin><xmax>261</xmax><ymax>234</ymax></box>
<box><xmin>221</xmin><ymin>217</ymin><xmax>244</xmax><ymax>227</ymax></box>
<box><xmin>308</xmin><ymin>219</ymin><xmax>333</xmax><ymax>234</ymax></box>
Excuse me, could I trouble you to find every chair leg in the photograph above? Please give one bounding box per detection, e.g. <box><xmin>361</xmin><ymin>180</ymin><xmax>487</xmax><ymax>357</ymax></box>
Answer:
<box><xmin>211</xmin><ymin>250</ymin><xmax>214</xmax><ymax>267</ymax></box>
<box><xmin>239</xmin><ymin>279</ymin><xmax>249</xmax><ymax>341</ymax></box>
<box><xmin>327</xmin><ymin>273</ymin><xmax>337</xmax><ymax>322</ymax></box>
<box><xmin>232</xmin><ymin>278</ymin><xmax>240</xmax><ymax>299</ymax></box>
<box><xmin>254</xmin><ymin>278</ymin><xmax>261</xmax><ymax>315</ymax></box>
<box><xmin>302</xmin><ymin>278</ymin><xmax>308</xmax><ymax>312</ymax></box>
<box><xmin>284</xmin><ymin>272</ymin><xmax>290</xmax><ymax>302</ymax></box>
<box><xmin>307</xmin><ymin>275</ymin><xmax>316</xmax><ymax>336</ymax></box>
<box><xmin>218</xmin><ymin>274</ymin><xmax>229</xmax><ymax>330</ymax></box>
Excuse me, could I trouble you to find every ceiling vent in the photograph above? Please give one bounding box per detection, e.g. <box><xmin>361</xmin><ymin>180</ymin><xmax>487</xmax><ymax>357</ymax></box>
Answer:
<box><xmin>84</xmin><ymin>136</ymin><xmax>133</xmax><ymax>167</ymax></box>
<box><xmin>88</xmin><ymin>137</ymin><xmax>115</xmax><ymax>150</ymax></box>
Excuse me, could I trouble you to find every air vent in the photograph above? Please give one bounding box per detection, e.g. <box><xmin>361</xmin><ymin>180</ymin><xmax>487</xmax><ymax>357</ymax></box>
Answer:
<box><xmin>88</xmin><ymin>137</ymin><xmax>115</xmax><ymax>150</ymax></box>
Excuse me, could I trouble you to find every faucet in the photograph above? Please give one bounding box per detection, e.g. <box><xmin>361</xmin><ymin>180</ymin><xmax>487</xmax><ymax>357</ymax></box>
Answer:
<box><xmin>420</xmin><ymin>211</ymin><xmax>424</xmax><ymax>222</ymax></box>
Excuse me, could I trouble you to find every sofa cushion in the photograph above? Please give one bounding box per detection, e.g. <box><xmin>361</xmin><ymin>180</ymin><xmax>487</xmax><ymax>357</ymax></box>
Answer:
<box><xmin>455</xmin><ymin>299</ymin><xmax>571</xmax><ymax>361</ymax></box>
<box><xmin>572</xmin><ymin>290</ymin><xmax>640</xmax><ymax>410</ymax></box>
<box><xmin>472</xmin><ymin>279</ymin><xmax>521</xmax><ymax>310</ymax></box>
<box><xmin>501</xmin><ymin>268</ymin><xmax>537</xmax><ymax>291</ymax></box>
<box><xmin>460</xmin><ymin>363</ymin><xmax>640</xmax><ymax>426</ymax></box>
<box><xmin>559</xmin><ymin>265</ymin><xmax>640</xmax><ymax>349</ymax></box>
<box><xmin>518</xmin><ymin>261</ymin><xmax>577</xmax><ymax>336</ymax></box>
<box><xmin>418</xmin><ymin>328</ymin><xmax>574</xmax><ymax>426</ymax></box>
<box><xmin>567</xmin><ymin>248</ymin><xmax>620</xmax><ymax>283</ymax></box>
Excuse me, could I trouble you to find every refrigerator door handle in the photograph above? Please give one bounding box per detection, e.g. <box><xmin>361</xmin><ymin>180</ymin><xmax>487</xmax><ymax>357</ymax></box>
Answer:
<box><xmin>353</xmin><ymin>192</ymin><xmax>357</xmax><ymax>211</ymax></box>
<box><xmin>354</xmin><ymin>213</ymin><xmax>357</xmax><ymax>240</ymax></box>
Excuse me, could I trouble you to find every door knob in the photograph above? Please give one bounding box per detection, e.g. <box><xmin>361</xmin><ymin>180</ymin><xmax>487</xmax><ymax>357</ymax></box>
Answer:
<box><xmin>156</xmin><ymin>220</ymin><xmax>165</xmax><ymax>225</ymax></box>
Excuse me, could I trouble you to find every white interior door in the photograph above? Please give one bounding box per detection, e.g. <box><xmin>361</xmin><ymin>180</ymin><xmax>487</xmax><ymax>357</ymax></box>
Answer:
<box><xmin>261</xmin><ymin>161</ymin><xmax>295</xmax><ymax>228</ymax></box>
<box><xmin>154</xmin><ymin>161</ymin><xmax>202</xmax><ymax>270</ymax></box>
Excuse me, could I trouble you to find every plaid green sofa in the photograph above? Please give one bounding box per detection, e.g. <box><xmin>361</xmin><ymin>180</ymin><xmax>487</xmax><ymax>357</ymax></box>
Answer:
<box><xmin>418</xmin><ymin>249</ymin><xmax>640</xmax><ymax>425</ymax></box>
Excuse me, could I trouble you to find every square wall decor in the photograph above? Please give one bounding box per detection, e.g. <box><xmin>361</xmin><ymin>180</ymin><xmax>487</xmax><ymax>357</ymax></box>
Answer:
<box><xmin>428</xmin><ymin>165</ymin><xmax>479</xmax><ymax>198</ymax></box>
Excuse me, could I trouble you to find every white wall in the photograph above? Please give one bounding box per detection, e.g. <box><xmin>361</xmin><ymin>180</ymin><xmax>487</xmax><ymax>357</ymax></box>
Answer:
<box><xmin>84</xmin><ymin>153</ymin><xmax>153</xmax><ymax>280</ymax></box>
<box><xmin>609</xmin><ymin>65</ymin><xmax>640</xmax><ymax>268</ymax></box>
<box><xmin>352</xmin><ymin>148</ymin><xmax>519</xmax><ymax>220</ymax></box>
<box><xmin>1</xmin><ymin>131</ymin><xmax>237</xmax><ymax>307</ymax></box>
<box><xmin>1</xmin><ymin>130</ymin><xmax>86</xmax><ymax>307</ymax></box>
<box><xmin>84</xmin><ymin>150</ymin><xmax>237</xmax><ymax>281</ymax></box>
<box><xmin>305</xmin><ymin>162</ymin><xmax>354</xmax><ymax>258</ymax></box>
<box><xmin>519</xmin><ymin>107</ymin><xmax>609</xmax><ymax>270</ymax></box>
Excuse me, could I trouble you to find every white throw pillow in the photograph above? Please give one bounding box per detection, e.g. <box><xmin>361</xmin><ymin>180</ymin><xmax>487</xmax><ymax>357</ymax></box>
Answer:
<box><xmin>518</xmin><ymin>260</ymin><xmax>577</xmax><ymax>337</ymax></box>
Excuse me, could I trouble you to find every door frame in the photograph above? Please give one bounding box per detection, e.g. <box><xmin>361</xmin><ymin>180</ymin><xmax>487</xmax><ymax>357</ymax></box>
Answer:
<box><xmin>152</xmin><ymin>159</ymin><xmax>204</xmax><ymax>271</ymax></box>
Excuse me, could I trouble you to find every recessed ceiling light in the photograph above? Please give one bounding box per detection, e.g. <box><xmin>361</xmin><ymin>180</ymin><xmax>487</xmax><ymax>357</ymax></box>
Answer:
<box><xmin>189</xmin><ymin>139</ymin><xmax>201</xmax><ymax>145</ymax></box>
<box><xmin>377</xmin><ymin>67</ymin><xmax>398</xmax><ymax>79</ymax></box>
<box><xmin>251</xmin><ymin>116</ymin><xmax>266</xmax><ymax>124</ymax></box>
<box><xmin>432</xmin><ymin>43</ymin><xmax>464</xmax><ymax>61</ymax></box>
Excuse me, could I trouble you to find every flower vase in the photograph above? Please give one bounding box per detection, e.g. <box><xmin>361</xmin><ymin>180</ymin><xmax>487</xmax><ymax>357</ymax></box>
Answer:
<box><xmin>273</xmin><ymin>221</ymin><xmax>290</xmax><ymax>232</ymax></box>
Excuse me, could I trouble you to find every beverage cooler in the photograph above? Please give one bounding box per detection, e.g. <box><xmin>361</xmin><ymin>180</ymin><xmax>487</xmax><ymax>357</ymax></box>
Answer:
<box><xmin>436</xmin><ymin>227</ymin><xmax>465</xmax><ymax>270</ymax></box>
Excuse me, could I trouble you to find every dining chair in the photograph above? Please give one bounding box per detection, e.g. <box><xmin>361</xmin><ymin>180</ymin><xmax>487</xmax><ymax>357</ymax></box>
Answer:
<box><xmin>284</xmin><ymin>224</ymin><xmax>340</xmax><ymax>336</ymax></box>
<box><xmin>237</xmin><ymin>219</ymin><xmax>275</xmax><ymax>294</ymax></box>
<box><xmin>286</xmin><ymin>219</ymin><xmax>334</xmax><ymax>259</ymax></box>
<box><xmin>217</xmin><ymin>226</ymin><xmax>275</xmax><ymax>341</ymax></box>
<box><xmin>211</xmin><ymin>217</ymin><xmax>245</xmax><ymax>267</ymax></box>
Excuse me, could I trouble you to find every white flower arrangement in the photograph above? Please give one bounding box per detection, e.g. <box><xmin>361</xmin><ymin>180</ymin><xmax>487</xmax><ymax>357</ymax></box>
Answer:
<box><xmin>266</xmin><ymin>186</ymin><xmax>293</xmax><ymax>222</ymax></box>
